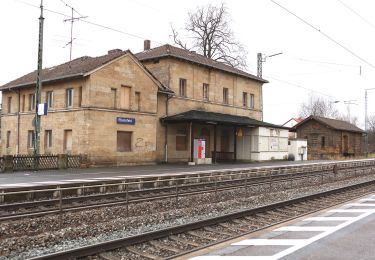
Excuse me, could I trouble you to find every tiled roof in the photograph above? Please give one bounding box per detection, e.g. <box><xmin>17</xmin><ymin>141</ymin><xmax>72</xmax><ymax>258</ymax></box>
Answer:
<box><xmin>136</xmin><ymin>44</ymin><xmax>268</xmax><ymax>83</ymax></box>
<box><xmin>295</xmin><ymin>115</ymin><xmax>365</xmax><ymax>133</ymax></box>
<box><xmin>161</xmin><ymin>110</ymin><xmax>288</xmax><ymax>129</ymax></box>
<box><xmin>0</xmin><ymin>50</ymin><xmax>173</xmax><ymax>94</ymax></box>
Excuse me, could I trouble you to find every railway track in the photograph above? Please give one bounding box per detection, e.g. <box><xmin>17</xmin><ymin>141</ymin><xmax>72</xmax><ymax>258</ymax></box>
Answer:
<box><xmin>29</xmin><ymin>179</ymin><xmax>375</xmax><ymax>260</ymax></box>
<box><xmin>1</xmin><ymin>160</ymin><xmax>374</xmax><ymax>221</ymax></box>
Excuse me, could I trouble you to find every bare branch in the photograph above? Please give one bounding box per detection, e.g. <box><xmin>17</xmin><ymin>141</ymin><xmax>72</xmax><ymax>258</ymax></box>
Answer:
<box><xmin>170</xmin><ymin>3</ymin><xmax>247</xmax><ymax>69</ymax></box>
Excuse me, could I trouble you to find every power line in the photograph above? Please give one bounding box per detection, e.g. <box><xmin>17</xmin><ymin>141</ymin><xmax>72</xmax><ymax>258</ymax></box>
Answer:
<box><xmin>295</xmin><ymin>58</ymin><xmax>359</xmax><ymax>68</ymax></box>
<box><xmin>270</xmin><ymin>0</ymin><xmax>375</xmax><ymax>68</ymax></box>
<box><xmin>13</xmin><ymin>0</ymin><xmax>163</xmax><ymax>45</ymax></box>
<box><xmin>337</xmin><ymin>0</ymin><xmax>375</xmax><ymax>30</ymax></box>
<box><xmin>58</xmin><ymin>0</ymin><xmax>87</xmax><ymax>63</ymax></box>
<box><xmin>266</xmin><ymin>75</ymin><xmax>337</xmax><ymax>99</ymax></box>
<box><xmin>58</xmin><ymin>0</ymin><xmax>84</xmax><ymax>17</ymax></box>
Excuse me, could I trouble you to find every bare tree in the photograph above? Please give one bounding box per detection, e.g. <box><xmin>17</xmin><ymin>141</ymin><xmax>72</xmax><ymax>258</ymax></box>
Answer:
<box><xmin>171</xmin><ymin>3</ymin><xmax>247</xmax><ymax>69</ymax></box>
<box><xmin>299</xmin><ymin>94</ymin><xmax>340</xmax><ymax>119</ymax></box>
<box><xmin>368</xmin><ymin>115</ymin><xmax>375</xmax><ymax>152</ymax></box>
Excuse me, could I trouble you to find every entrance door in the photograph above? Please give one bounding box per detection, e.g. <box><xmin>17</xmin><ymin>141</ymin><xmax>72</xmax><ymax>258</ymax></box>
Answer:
<box><xmin>64</xmin><ymin>130</ymin><xmax>72</xmax><ymax>154</ymax></box>
<box><xmin>221</xmin><ymin>130</ymin><xmax>230</xmax><ymax>152</ymax></box>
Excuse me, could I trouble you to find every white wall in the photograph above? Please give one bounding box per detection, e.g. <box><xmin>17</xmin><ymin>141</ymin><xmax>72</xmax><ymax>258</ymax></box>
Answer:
<box><xmin>288</xmin><ymin>139</ymin><xmax>308</xmax><ymax>161</ymax></box>
<box><xmin>249</xmin><ymin>127</ymin><xmax>289</xmax><ymax>161</ymax></box>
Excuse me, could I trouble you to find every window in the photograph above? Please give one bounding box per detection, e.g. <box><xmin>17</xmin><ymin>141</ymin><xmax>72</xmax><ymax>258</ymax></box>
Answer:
<box><xmin>321</xmin><ymin>136</ymin><xmax>325</xmax><ymax>148</ymax></box>
<box><xmin>120</xmin><ymin>86</ymin><xmax>131</xmax><ymax>109</ymax></box>
<box><xmin>27</xmin><ymin>130</ymin><xmax>35</xmax><ymax>149</ymax></box>
<box><xmin>203</xmin><ymin>83</ymin><xmax>209</xmax><ymax>100</ymax></box>
<box><xmin>46</xmin><ymin>91</ymin><xmax>53</xmax><ymax>108</ymax></box>
<box><xmin>45</xmin><ymin>130</ymin><xmax>52</xmax><ymax>149</ymax></box>
<box><xmin>179</xmin><ymin>78</ymin><xmax>187</xmax><ymax>97</ymax></box>
<box><xmin>117</xmin><ymin>131</ymin><xmax>132</xmax><ymax>152</ymax></box>
<box><xmin>66</xmin><ymin>88</ymin><xmax>74</xmax><ymax>108</ymax></box>
<box><xmin>7</xmin><ymin>96</ymin><xmax>12</xmax><ymax>113</ymax></box>
<box><xmin>135</xmin><ymin>92</ymin><xmax>141</xmax><ymax>111</ymax></box>
<box><xmin>176</xmin><ymin>128</ymin><xmax>187</xmax><ymax>151</ymax></box>
<box><xmin>6</xmin><ymin>131</ymin><xmax>10</xmax><ymax>148</ymax></box>
<box><xmin>250</xmin><ymin>94</ymin><xmax>255</xmax><ymax>109</ymax></box>
<box><xmin>270</xmin><ymin>129</ymin><xmax>274</xmax><ymax>136</ymax></box>
<box><xmin>110</xmin><ymin>88</ymin><xmax>117</xmax><ymax>108</ymax></box>
<box><xmin>64</xmin><ymin>130</ymin><xmax>73</xmax><ymax>153</ymax></box>
<box><xmin>21</xmin><ymin>95</ymin><xmax>25</xmax><ymax>112</ymax></box>
<box><xmin>242</xmin><ymin>92</ymin><xmax>248</xmax><ymax>107</ymax></box>
<box><xmin>223</xmin><ymin>88</ymin><xmax>229</xmax><ymax>104</ymax></box>
<box><xmin>29</xmin><ymin>94</ymin><xmax>35</xmax><ymax>111</ymax></box>
<box><xmin>78</xmin><ymin>86</ymin><xmax>82</xmax><ymax>107</ymax></box>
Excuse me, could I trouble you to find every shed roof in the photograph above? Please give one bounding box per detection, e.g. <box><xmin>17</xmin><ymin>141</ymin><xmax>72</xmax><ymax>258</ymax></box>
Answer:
<box><xmin>293</xmin><ymin>115</ymin><xmax>365</xmax><ymax>133</ymax></box>
<box><xmin>161</xmin><ymin>110</ymin><xmax>288</xmax><ymax>129</ymax></box>
<box><xmin>136</xmin><ymin>44</ymin><xmax>268</xmax><ymax>84</ymax></box>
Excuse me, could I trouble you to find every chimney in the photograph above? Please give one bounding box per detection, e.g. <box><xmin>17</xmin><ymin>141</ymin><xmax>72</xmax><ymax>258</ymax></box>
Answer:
<box><xmin>144</xmin><ymin>40</ymin><xmax>151</xmax><ymax>51</ymax></box>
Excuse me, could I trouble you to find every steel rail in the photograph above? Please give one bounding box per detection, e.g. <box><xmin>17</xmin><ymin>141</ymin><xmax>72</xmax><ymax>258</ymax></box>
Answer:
<box><xmin>1</xmin><ymin>163</ymin><xmax>374</xmax><ymax>221</ymax></box>
<box><xmin>28</xmin><ymin>179</ymin><xmax>375</xmax><ymax>260</ymax></box>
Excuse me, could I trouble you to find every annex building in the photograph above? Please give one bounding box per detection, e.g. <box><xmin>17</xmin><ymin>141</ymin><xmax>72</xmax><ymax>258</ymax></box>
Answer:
<box><xmin>0</xmin><ymin>42</ymin><xmax>288</xmax><ymax>165</ymax></box>
<box><xmin>292</xmin><ymin>115</ymin><xmax>365</xmax><ymax>160</ymax></box>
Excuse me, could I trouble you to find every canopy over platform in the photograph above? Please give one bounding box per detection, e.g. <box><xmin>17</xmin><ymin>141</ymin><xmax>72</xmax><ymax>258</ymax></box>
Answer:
<box><xmin>161</xmin><ymin>110</ymin><xmax>289</xmax><ymax>129</ymax></box>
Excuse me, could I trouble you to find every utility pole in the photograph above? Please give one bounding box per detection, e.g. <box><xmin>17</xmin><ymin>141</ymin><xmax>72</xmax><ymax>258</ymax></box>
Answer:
<box><xmin>34</xmin><ymin>0</ymin><xmax>44</xmax><ymax>157</ymax></box>
<box><xmin>365</xmin><ymin>88</ymin><xmax>375</xmax><ymax>157</ymax></box>
<box><xmin>62</xmin><ymin>3</ymin><xmax>87</xmax><ymax>63</ymax></box>
<box><xmin>257</xmin><ymin>52</ymin><xmax>283</xmax><ymax>78</ymax></box>
<box><xmin>343</xmin><ymin>100</ymin><xmax>358</xmax><ymax>123</ymax></box>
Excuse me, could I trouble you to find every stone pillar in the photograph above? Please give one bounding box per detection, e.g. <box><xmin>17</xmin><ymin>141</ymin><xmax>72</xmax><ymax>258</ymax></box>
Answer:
<box><xmin>4</xmin><ymin>155</ymin><xmax>13</xmax><ymax>172</ymax></box>
<box><xmin>58</xmin><ymin>154</ymin><xmax>68</xmax><ymax>169</ymax></box>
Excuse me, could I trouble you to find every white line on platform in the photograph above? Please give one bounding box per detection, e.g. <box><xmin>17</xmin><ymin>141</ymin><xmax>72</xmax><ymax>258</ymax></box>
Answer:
<box><xmin>232</xmin><ymin>239</ymin><xmax>306</xmax><ymax>246</ymax></box>
<box><xmin>346</xmin><ymin>203</ymin><xmax>375</xmax><ymax>207</ymax></box>
<box><xmin>303</xmin><ymin>217</ymin><xmax>354</xmax><ymax>221</ymax></box>
<box><xmin>61</xmin><ymin>179</ymin><xmax>97</xmax><ymax>182</ymax></box>
<box><xmin>274</xmin><ymin>226</ymin><xmax>334</xmax><ymax>232</ymax></box>
<box><xmin>190</xmin><ymin>256</ymin><xmax>275</xmax><ymax>260</ymax></box>
<box><xmin>328</xmin><ymin>209</ymin><xmax>375</xmax><ymax>213</ymax></box>
<box><xmin>359</xmin><ymin>198</ymin><xmax>375</xmax><ymax>201</ymax></box>
<box><xmin>271</xmin><ymin>210</ymin><xmax>375</xmax><ymax>259</ymax></box>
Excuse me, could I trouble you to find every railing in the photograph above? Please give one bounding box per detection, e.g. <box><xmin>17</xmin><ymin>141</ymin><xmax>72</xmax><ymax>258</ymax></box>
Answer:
<box><xmin>0</xmin><ymin>154</ymin><xmax>81</xmax><ymax>172</ymax></box>
<box><xmin>212</xmin><ymin>151</ymin><xmax>235</xmax><ymax>162</ymax></box>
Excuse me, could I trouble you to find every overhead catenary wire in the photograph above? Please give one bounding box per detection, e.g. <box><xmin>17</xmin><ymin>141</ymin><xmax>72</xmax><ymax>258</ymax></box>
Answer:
<box><xmin>12</xmin><ymin>0</ymin><xmax>164</xmax><ymax>45</ymax></box>
<box><xmin>270</xmin><ymin>0</ymin><xmax>375</xmax><ymax>69</ymax></box>
<box><xmin>266</xmin><ymin>75</ymin><xmax>337</xmax><ymax>99</ymax></box>
<box><xmin>336</xmin><ymin>0</ymin><xmax>375</xmax><ymax>31</ymax></box>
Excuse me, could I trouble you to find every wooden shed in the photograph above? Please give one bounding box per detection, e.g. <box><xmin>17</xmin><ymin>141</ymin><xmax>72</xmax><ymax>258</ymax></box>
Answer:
<box><xmin>292</xmin><ymin>115</ymin><xmax>365</xmax><ymax>160</ymax></box>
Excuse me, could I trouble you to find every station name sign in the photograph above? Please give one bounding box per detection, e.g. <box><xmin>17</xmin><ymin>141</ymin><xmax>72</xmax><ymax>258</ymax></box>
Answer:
<box><xmin>117</xmin><ymin>117</ymin><xmax>136</xmax><ymax>125</ymax></box>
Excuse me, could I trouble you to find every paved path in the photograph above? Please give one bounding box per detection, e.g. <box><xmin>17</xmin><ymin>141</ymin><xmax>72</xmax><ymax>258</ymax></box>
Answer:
<box><xmin>0</xmin><ymin>160</ymin><xmax>322</xmax><ymax>189</ymax></box>
<box><xmin>189</xmin><ymin>194</ymin><xmax>375</xmax><ymax>260</ymax></box>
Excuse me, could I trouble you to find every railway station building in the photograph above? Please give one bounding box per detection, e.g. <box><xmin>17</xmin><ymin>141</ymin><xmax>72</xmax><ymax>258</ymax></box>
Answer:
<box><xmin>0</xmin><ymin>41</ymin><xmax>289</xmax><ymax>165</ymax></box>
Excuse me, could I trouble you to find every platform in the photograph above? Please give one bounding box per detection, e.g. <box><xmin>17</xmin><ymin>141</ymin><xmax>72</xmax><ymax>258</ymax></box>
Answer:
<box><xmin>188</xmin><ymin>194</ymin><xmax>375</xmax><ymax>260</ymax></box>
<box><xmin>0</xmin><ymin>160</ymin><xmax>323</xmax><ymax>189</ymax></box>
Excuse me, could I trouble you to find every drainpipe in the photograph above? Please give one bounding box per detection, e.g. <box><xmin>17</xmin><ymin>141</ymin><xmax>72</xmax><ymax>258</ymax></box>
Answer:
<box><xmin>164</xmin><ymin>94</ymin><xmax>172</xmax><ymax>163</ymax></box>
<box><xmin>17</xmin><ymin>88</ymin><xmax>20</xmax><ymax>155</ymax></box>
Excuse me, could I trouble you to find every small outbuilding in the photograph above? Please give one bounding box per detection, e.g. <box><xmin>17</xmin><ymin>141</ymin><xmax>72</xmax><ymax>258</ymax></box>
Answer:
<box><xmin>292</xmin><ymin>115</ymin><xmax>365</xmax><ymax>160</ymax></box>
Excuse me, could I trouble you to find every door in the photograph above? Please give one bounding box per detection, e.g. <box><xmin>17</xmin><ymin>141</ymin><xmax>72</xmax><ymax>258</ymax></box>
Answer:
<box><xmin>221</xmin><ymin>130</ymin><xmax>230</xmax><ymax>152</ymax></box>
<box><xmin>64</xmin><ymin>130</ymin><xmax>72</xmax><ymax>154</ymax></box>
<box><xmin>343</xmin><ymin>135</ymin><xmax>349</xmax><ymax>155</ymax></box>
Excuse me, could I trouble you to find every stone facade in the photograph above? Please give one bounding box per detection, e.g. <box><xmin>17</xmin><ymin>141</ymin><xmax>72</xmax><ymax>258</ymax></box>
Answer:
<box><xmin>295</xmin><ymin>119</ymin><xmax>363</xmax><ymax>160</ymax></box>
<box><xmin>1</xmin><ymin>53</ymin><xmax>162</xmax><ymax>165</ymax></box>
<box><xmin>1</xmin><ymin>48</ymin><xmax>268</xmax><ymax>165</ymax></box>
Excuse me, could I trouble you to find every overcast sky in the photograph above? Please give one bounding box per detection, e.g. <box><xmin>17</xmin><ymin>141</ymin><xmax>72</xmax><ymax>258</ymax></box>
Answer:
<box><xmin>1</xmin><ymin>0</ymin><xmax>375</xmax><ymax>127</ymax></box>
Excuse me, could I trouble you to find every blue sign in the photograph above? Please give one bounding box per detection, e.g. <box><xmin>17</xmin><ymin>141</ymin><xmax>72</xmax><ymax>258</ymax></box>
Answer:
<box><xmin>117</xmin><ymin>117</ymin><xmax>136</xmax><ymax>125</ymax></box>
